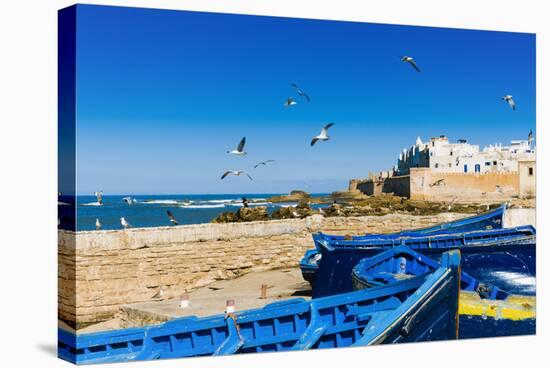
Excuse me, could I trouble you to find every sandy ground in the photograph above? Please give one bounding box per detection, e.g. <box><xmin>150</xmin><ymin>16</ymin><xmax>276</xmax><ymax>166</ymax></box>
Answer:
<box><xmin>78</xmin><ymin>267</ymin><xmax>311</xmax><ymax>333</ymax></box>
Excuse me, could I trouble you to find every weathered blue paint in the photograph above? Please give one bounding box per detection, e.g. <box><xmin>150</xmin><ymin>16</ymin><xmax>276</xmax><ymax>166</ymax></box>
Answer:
<box><xmin>300</xmin><ymin>205</ymin><xmax>506</xmax><ymax>285</ymax></box>
<box><xmin>312</xmin><ymin>226</ymin><xmax>535</xmax><ymax>297</ymax></box>
<box><xmin>58</xmin><ymin>251</ymin><xmax>460</xmax><ymax>364</ymax></box>
<box><xmin>351</xmin><ymin>246</ymin><xmax>508</xmax><ymax>300</ymax></box>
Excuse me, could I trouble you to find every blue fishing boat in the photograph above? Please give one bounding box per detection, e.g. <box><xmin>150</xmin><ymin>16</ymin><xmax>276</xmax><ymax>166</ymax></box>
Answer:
<box><xmin>300</xmin><ymin>205</ymin><xmax>506</xmax><ymax>285</ymax></box>
<box><xmin>351</xmin><ymin>246</ymin><xmax>508</xmax><ymax>300</ymax></box>
<box><xmin>312</xmin><ymin>226</ymin><xmax>535</xmax><ymax>298</ymax></box>
<box><xmin>59</xmin><ymin>251</ymin><xmax>461</xmax><ymax>364</ymax></box>
<box><xmin>351</xmin><ymin>247</ymin><xmax>536</xmax><ymax>339</ymax></box>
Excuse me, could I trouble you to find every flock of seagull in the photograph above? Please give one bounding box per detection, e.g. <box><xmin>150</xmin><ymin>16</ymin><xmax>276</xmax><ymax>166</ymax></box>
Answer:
<box><xmin>221</xmin><ymin>82</ymin><xmax>335</xmax><ymax>182</ymax></box>
<box><xmin>64</xmin><ymin>54</ymin><xmax>525</xmax><ymax>230</ymax></box>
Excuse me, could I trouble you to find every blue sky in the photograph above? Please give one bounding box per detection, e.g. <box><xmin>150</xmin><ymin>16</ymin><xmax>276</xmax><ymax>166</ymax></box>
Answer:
<box><xmin>73</xmin><ymin>4</ymin><xmax>535</xmax><ymax>195</ymax></box>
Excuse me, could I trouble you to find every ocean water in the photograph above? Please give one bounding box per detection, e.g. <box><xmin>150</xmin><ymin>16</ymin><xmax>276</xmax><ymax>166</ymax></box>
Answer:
<box><xmin>64</xmin><ymin>194</ymin><xmax>329</xmax><ymax>231</ymax></box>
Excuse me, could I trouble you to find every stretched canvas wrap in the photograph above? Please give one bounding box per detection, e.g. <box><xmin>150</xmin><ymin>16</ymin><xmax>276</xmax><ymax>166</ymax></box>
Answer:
<box><xmin>58</xmin><ymin>4</ymin><xmax>537</xmax><ymax>364</ymax></box>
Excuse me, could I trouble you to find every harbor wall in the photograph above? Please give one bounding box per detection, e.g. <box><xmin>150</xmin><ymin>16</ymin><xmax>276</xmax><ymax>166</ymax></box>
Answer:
<box><xmin>355</xmin><ymin>175</ymin><xmax>411</xmax><ymax>197</ymax></box>
<box><xmin>60</xmin><ymin>212</ymin><xmax>480</xmax><ymax>326</ymax></box>
<box><xmin>354</xmin><ymin>169</ymin><xmax>522</xmax><ymax>201</ymax></box>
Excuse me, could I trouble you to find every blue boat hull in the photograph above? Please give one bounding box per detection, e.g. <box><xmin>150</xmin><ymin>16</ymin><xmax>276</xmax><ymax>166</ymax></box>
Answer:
<box><xmin>312</xmin><ymin>230</ymin><xmax>535</xmax><ymax>298</ymax></box>
<box><xmin>59</xmin><ymin>252</ymin><xmax>461</xmax><ymax>364</ymax></box>
<box><xmin>300</xmin><ymin>205</ymin><xmax>507</xmax><ymax>285</ymax></box>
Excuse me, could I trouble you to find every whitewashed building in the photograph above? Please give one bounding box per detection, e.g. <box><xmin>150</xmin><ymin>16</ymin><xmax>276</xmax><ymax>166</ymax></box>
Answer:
<box><xmin>396</xmin><ymin>135</ymin><xmax>535</xmax><ymax>175</ymax></box>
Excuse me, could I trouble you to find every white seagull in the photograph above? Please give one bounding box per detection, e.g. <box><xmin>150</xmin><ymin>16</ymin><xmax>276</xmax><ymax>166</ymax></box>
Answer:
<box><xmin>430</xmin><ymin>179</ymin><xmax>446</xmax><ymax>187</ymax></box>
<box><xmin>221</xmin><ymin>170</ymin><xmax>253</xmax><ymax>180</ymax></box>
<box><xmin>311</xmin><ymin>123</ymin><xmax>334</xmax><ymax>146</ymax></box>
<box><xmin>120</xmin><ymin>217</ymin><xmax>131</xmax><ymax>229</ymax></box>
<box><xmin>401</xmin><ymin>56</ymin><xmax>421</xmax><ymax>72</ymax></box>
<box><xmin>291</xmin><ymin>83</ymin><xmax>310</xmax><ymax>102</ymax></box>
<box><xmin>95</xmin><ymin>218</ymin><xmax>101</xmax><ymax>230</ymax></box>
<box><xmin>284</xmin><ymin>97</ymin><xmax>297</xmax><ymax>108</ymax></box>
<box><xmin>122</xmin><ymin>196</ymin><xmax>136</xmax><ymax>205</ymax></box>
<box><xmin>502</xmin><ymin>95</ymin><xmax>516</xmax><ymax>110</ymax></box>
<box><xmin>254</xmin><ymin>160</ymin><xmax>275</xmax><ymax>168</ymax></box>
<box><xmin>94</xmin><ymin>191</ymin><xmax>103</xmax><ymax>206</ymax></box>
<box><xmin>166</xmin><ymin>210</ymin><xmax>178</xmax><ymax>225</ymax></box>
<box><xmin>227</xmin><ymin>137</ymin><xmax>247</xmax><ymax>156</ymax></box>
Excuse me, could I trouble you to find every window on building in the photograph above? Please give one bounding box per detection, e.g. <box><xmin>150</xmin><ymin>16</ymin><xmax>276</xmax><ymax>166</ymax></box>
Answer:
<box><xmin>485</xmin><ymin>162</ymin><xmax>491</xmax><ymax>166</ymax></box>
<box><xmin>448</xmin><ymin>163</ymin><xmax>452</xmax><ymax>168</ymax></box>
<box><xmin>464</xmin><ymin>164</ymin><xmax>468</xmax><ymax>173</ymax></box>
<box><xmin>529</xmin><ymin>167</ymin><xmax>534</xmax><ymax>176</ymax></box>
<box><xmin>475</xmin><ymin>164</ymin><xmax>480</xmax><ymax>173</ymax></box>
<box><xmin>435</xmin><ymin>163</ymin><xmax>439</xmax><ymax>168</ymax></box>
<box><xmin>450</xmin><ymin>151</ymin><xmax>453</xmax><ymax>156</ymax></box>
<box><xmin>493</xmin><ymin>161</ymin><xmax>497</xmax><ymax>165</ymax></box>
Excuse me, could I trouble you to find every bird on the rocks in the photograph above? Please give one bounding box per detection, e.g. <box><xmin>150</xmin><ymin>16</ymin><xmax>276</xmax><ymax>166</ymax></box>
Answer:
<box><xmin>311</xmin><ymin>123</ymin><xmax>334</xmax><ymax>146</ymax></box>
<box><xmin>221</xmin><ymin>170</ymin><xmax>253</xmax><ymax>180</ymax></box>
<box><xmin>502</xmin><ymin>95</ymin><xmax>516</xmax><ymax>110</ymax></box>
<box><xmin>242</xmin><ymin>197</ymin><xmax>250</xmax><ymax>208</ymax></box>
<box><xmin>227</xmin><ymin>137</ymin><xmax>247</xmax><ymax>156</ymax></box>
<box><xmin>401</xmin><ymin>56</ymin><xmax>421</xmax><ymax>72</ymax></box>
<box><xmin>166</xmin><ymin>210</ymin><xmax>178</xmax><ymax>225</ymax></box>
<box><xmin>291</xmin><ymin>83</ymin><xmax>310</xmax><ymax>102</ymax></box>
<box><xmin>448</xmin><ymin>197</ymin><xmax>458</xmax><ymax>211</ymax></box>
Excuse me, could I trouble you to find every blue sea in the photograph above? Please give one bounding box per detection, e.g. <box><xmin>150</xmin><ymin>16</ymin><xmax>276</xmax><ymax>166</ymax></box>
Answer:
<box><xmin>62</xmin><ymin>194</ymin><xmax>329</xmax><ymax>231</ymax></box>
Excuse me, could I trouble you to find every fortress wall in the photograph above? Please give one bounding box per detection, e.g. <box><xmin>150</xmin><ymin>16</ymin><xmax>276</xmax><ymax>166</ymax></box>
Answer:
<box><xmin>410</xmin><ymin>168</ymin><xmax>520</xmax><ymax>201</ymax></box>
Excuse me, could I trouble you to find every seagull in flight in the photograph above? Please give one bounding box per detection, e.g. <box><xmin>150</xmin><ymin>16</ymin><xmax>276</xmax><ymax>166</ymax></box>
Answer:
<box><xmin>120</xmin><ymin>217</ymin><xmax>131</xmax><ymax>229</ymax></box>
<box><xmin>166</xmin><ymin>210</ymin><xmax>178</xmax><ymax>225</ymax></box>
<box><xmin>291</xmin><ymin>83</ymin><xmax>310</xmax><ymax>102</ymax></box>
<box><xmin>95</xmin><ymin>218</ymin><xmax>101</xmax><ymax>230</ymax></box>
<box><xmin>221</xmin><ymin>170</ymin><xmax>253</xmax><ymax>180</ymax></box>
<box><xmin>284</xmin><ymin>97</ymin><xmax>297</xmax><ymax>108</ymax></box>
<box><xmin>94</xmin><ymin>191</ymin><xmax>103</xmax><ymax>206</ymax></box>
<box><xmin>254</xmin><ymin>160</ymin><xmax>275</xmax><ymax>168</ymax></box>
<box><xmin>401</xmin><ymin>56</ymin><xmax>421</xmax><ymax>72</ymax></box>
<box><xmin>227</xmin><ymin>137</ymin><xmax>247</xmax><ymax>156</ymax></box>
<box><xmin>430</xmin><ymin>179</ymin><xmax>446</xmax><ymax>187</ymax></box>
<box><xmin>502</xmin><ymin>95</ymin><xmax>516</xmax><ymax>110</ymax></box>
<box><xmin>122</xmin><ymin>196</ymin><xmax>136</xmax><ymax>205</ymax></box>
<box><xmin>311</xmin><ymin>123</ymin><xmax>334</xmax><ymax>146</ymax></box>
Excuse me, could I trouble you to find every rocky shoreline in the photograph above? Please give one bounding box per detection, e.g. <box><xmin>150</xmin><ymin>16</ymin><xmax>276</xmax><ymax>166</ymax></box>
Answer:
<box><xmin>211</xmin><ymin>191</ymin><xmax>522</xmax><ymax>223</ymax></box>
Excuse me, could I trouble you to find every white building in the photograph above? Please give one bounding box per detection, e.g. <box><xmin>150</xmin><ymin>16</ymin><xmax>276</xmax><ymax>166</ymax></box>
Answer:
<box><xmin>396</xmin><ymin>135</ymin><xmax>535</xmax><ymax>175</ymax></box>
